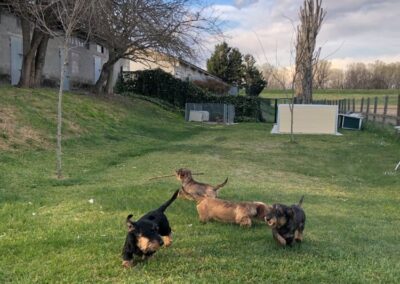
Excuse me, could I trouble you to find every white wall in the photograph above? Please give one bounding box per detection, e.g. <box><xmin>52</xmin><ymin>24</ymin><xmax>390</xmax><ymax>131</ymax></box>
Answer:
<box><xmin>0</xmin><ymin>12</ymin><xmax>108</xmax><ymax>87</ymax></box>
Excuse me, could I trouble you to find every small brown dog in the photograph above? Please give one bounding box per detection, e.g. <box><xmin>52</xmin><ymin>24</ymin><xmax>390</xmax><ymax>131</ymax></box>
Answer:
<box><xmin>175</xmin><ymin>168</ymin><xmax>228</xmax><ymax>200</ymax></box>
<box><xmin>181</xmin><ymin>187</ymin><xmax>271</xmax><ymax>227</ymax></box>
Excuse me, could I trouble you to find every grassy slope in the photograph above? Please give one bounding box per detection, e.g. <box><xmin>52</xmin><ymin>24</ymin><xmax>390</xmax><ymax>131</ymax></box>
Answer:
<box><xmin>0</xmin><ymin>87</ymin><xmax>399</xmax><ymax>283</ymax></box>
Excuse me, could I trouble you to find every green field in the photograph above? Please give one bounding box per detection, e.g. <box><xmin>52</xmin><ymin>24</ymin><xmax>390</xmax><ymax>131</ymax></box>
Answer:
<box><xmin>1</xmin><ymin>86</ymin><xmax>399</xmax><ymax>283</ymax></box>
<box><xmin>261</xmin><ymin>89</ymin><xmax>399</xmax><ymax>105</ymax></box>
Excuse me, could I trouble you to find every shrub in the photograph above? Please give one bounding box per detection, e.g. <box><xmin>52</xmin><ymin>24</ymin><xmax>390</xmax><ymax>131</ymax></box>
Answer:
<box><xmin>116</xmin><ymin>69</ymin><xmax>263</xmax><ymax>122</ymax></box>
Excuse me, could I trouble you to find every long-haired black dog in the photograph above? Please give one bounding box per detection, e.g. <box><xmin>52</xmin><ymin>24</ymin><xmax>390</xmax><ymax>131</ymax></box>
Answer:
<box><xmin>265</xmin><ymin>196</ymin><xmax>305</xmax><ymax>246</ymax></box>
<box><xmin>122</xmin><ymin>190</ymin><xmax>179</xmax><ymax>267</ymax></box>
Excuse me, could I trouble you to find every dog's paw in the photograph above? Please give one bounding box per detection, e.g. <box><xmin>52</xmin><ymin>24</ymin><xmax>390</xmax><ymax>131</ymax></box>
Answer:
<box><xmin>162</xmin><ymin>235</ymin><xmax>173</xmax><ymax>247</ymax></box>
<box><xmin>122</xmin><ymin>260</ymin><xmax>135</xmax><ymax>268</ymax></box>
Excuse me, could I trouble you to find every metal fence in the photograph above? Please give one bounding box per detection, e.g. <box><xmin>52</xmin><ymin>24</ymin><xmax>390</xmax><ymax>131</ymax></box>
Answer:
<box><xmin>185</xmin><ymin>103</ymin><xmax>235</xmax><ymax>124</ymax></box>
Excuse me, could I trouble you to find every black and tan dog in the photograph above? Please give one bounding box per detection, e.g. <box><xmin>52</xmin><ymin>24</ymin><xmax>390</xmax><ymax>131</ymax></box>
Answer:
<box><xmin>181</xmin><ymin>187</ymin><xmax>271</xmax><ymax>227</ymax></box>
<box><xmin>122</xmin><ymin>190</ymin><xmax>178</xmax><ymax>268</ymax></box>
<box><xmin>175</xmin><ymin>168</ymin><xmax>228</xmax><ymax>200</ymax></box>
<box><xmin>265</xmin><ymin>196</ymin><xmax>305</xmax><ymax>246</ymax></box>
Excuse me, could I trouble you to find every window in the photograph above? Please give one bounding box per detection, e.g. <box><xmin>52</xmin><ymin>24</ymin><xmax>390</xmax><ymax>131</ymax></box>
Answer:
<box><xmin>96</xmin><ymin>44</ymin><xmax>104</xmax><ymax>53</ymax></box>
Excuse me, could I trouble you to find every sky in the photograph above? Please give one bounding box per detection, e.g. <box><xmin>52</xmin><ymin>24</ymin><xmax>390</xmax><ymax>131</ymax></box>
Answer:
<box><xmin>202</xmin><ymin>0</ymin><xmax>400</xmax><ymax>69</ymax></box>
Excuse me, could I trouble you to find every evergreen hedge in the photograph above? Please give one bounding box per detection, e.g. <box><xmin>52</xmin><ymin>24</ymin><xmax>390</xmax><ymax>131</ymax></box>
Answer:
<box><xmin>115</xmin><ymin>68</ymin><xmax>263</xmax><ymax>122</ymax></box>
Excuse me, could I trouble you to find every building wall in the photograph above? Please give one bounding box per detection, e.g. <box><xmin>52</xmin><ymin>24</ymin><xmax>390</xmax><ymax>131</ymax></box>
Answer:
<box><xmin>0</xmin><ymin>11</ymin><xmax>108</xmax><ymax>88</ymax></box>
<box><xmin>175</xmin><ymin>62</ymin><xmax>213</xmax><ymax>82</ymax></box>
<box><xmin>127</xmin><ymin>54</ymin><xmax>176</xmax><ymax>75</ymax></box>
<box><xmin>124</xmin><ymin>53</ymin><xmax>223</xmax><ymax>84</ymax></box>
<box><xmin>0</xmin><ymin>12</ymin><xmax>20</xmax><ymax>82</ymax></box>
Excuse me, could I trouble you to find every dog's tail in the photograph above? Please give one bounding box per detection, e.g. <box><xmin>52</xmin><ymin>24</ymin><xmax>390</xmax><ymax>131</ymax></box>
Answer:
<box><xmin>213</xmin><ymin>177</ymin><xmax>228</xmax><ymax>191</ymax></box>
<box><xmin>157</xmin><ymin>189</ymin><xmax>179</xmax><ymax>212</ymax></box>
<box><xmin>298</xmin><ymin>195</ymin><xmax>305</xmax><ymax>207</ymax></box>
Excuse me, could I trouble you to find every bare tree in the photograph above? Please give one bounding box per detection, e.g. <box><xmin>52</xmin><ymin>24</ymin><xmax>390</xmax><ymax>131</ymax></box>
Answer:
<box><xmin>327</xmin><ymin>68</ymin><xmax>344</xmax><ymax>89</ymax></box>
<box><xmin>91</xmin><ymin>0</ymin><xmax>221</xmax><ymax>95</ymax></box>
<box><xmin>26</xmin><ymin>0</ymin><xmax>95</xmax><ymax>179</ymax></box>
<box><xmin>5</xmin><ymin>1</ymin><xmax>53</xmax><ymax>88</ymax></box>
<box><xmin>294</xmin><ymin>0</ymin><xmax>326</xmax><ymax>102</ymax></box>
<box><xmin>261</xmin><ymin>64</ymin><xmax>291</xmax><ymax>89</ymax></box>
<box><xmin>344</xmin><ymin>62</ymin><xmax>370</xmax><ymax>89</ymax></box>
<box><xmin>313</xmin><ymin>59</ymin><xmax>331</xmax><ymax>89</ymax></box>
<box><xmin>256</xmin><ymin>34</ymin><xmax>306</xmax><ymax>143</ymax></box>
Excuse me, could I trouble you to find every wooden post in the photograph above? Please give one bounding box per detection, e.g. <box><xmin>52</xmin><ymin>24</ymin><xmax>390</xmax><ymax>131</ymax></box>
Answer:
<box><xmin>352</xmin><ymin>98</ymin><xmax>355</xmax><ymax>112</ymax></box>
<box><xmin>338</xmin><ymin>100</ymin><xmax>342</xmax><ymax>113</ymax></box>
<box><xmin>347</xmin><ymin>99</ymin><xmax>350</xmax><ymax>112</ymax></box>
<box><xmin>397</xmin><ymin>94</ymin><xmax>400</xmax><ymax>126</ymax></box>
<box><xmin>382</xmin><ymin>95</ymin><xmax>388</xmax><ymax>125</ymax></box>
<box><xmin>373</xmin><ymin>97</ymin><xmax>378</xmax><ymax>122</ymax></box>
<box><xmin>360</xmin><ymin>97</ymin><xmax>364</xmax><ymax>113</ymax></box>
<box><xmin>274</xmin><ymin>99</ymin><xmax>278</xmax><ymax>123</ymax></box>
<box><xmin>366</xmin><ymin>97</ymin><xmax>370</xmax><ymax>120</ymax></box>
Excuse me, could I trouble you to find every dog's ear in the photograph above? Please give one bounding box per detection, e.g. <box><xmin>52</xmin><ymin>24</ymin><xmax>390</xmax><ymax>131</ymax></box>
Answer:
<box><xmin>126</xmin><ymin>214</ymin><xmax>135</xmax><ymax>232</ymax></box>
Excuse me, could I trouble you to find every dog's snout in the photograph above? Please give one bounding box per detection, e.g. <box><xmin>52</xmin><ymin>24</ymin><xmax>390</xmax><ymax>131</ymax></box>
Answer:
<box><xmin>159</xmin><ymin>238</ymin><xmax>164</xmax><ymax>246</ymax></box>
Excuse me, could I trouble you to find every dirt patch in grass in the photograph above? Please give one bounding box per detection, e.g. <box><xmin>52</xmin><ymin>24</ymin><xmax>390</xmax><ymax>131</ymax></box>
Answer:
<box><xmin>0</xmin><ymin>107</ymin><xmax>49</xmax><ymax>150</ymax></box>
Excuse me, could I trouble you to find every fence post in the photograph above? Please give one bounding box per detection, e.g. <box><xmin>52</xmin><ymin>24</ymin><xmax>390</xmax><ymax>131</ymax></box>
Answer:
<box><xmin>338</xmin><ymin>100</ymin><xmax>342</xmax><ymax>113</ymax></box>
<box><xmin>366</xmin><ymin>97</ymin><xmax>370</xmax><ymax>121</ymax></box>
<box><xmin>397</xmin><ymin>94</ymin><xmax>400</xmax><ymax>126</ymax></box>
<box><xmin>274</xmin><ymin>99</ymin><xmax>278</xmax><ymax>123</ymax></box>
<box><xmin>352</xmin><ymin>98</ymin><xmax>355</xmax><ymax>112</ymax></box>
<box><xmin>382</xmin><ymin>95</ymin><xmax>388</xmax><ymax>125</ymax></box>
<box><xmin>360</xmin><ymin>98</ymin><xmax>364</xmax><ymax>113</ymax></box>
<box><xmin>373</xmin><ymin>97</ymin><xmax>378</xmax><ymax>122</ymax></box>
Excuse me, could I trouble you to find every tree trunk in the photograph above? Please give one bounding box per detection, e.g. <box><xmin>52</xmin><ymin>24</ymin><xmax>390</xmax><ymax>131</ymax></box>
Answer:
<box><xmin>56</xmin><ymin>42</ymin><xmax>68</xmax><ymax>179</ymax></box>
<box><xmin>19</xmin><ymin>19</ymin><xmax>32</xmax><ymax>87</ymax></box>
<box><xmin>294</xmin><ymin>0</ymin><xmax>325</xmax><ymax>104</ymax></box>
<box><xmin>33</xmin><ymin>35</ymin><xmax>50</xmax><ymax>88</ymax></box>
<box><xmin>93</xmin><ymin>66</ymin><xmax>109</xmax><ymax>94</ymax></box>
<box><xmin>105</xmin><ymin>64</ymin><xmax>114</xmax><ymax>95</ymax></box>
<box><xmin>93</xmin><ymin>60</ymin><xmax>117</xmax><ymax>94</ymax></box>
<box><xmin>19</xmin><ymin>27</ymin><xmax>44</xmax><ymax>88</ymax></box>
<box><xmin>93</xmin><ymin>50</ymin><xmax>118</xmax><ymax>94</ymax></box>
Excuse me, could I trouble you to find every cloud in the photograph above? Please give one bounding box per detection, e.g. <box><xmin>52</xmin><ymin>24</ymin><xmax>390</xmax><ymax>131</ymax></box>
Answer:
<box><xmin>203</xmin><ymin>0</ymin><xmax>400</xmax><ymax>68</ymax></box>
<box><xmin>234</xmin><ymin>0</ymin><xmax>259</xmax><ymax>9</ymax></box>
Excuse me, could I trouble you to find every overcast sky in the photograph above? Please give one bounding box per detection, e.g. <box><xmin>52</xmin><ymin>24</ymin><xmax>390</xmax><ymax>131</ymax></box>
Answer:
<box><xmin>203</xmin><ymin>0</ymin><xmax>400</xmax><ymax>69</ymax></box>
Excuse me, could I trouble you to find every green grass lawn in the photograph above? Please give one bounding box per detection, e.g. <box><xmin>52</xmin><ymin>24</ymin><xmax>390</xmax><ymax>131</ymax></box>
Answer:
<box><xmin>1</xmin><ymin>86</ymin><xmax>399</xmax><ymax>283</ymax></box>
<box><xmin>261</xmin><ymin>89</ymin><xmax>399</xmax><ymax>105</ymax></box>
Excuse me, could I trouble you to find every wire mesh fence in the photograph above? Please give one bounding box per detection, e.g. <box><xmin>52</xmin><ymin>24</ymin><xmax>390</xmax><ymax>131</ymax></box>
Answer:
<box><xmin>185</xmin><ymin>103</ymin><xmax>235</xmax><ymax>124</ymax></box>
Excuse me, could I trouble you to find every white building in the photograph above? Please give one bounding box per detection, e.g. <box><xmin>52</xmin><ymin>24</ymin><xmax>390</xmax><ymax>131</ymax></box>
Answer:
<box><xmin>0</xmin><ymin>10</ymin><xmax>108</xmax><ymax>90</ymax></box>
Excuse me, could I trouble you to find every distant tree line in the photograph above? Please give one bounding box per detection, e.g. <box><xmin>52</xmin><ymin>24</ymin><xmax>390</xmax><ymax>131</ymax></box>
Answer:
<box><xmin>263</xmin><ymin>60</ymin><xmax>400</xmax><ymax>90</ymax></box>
